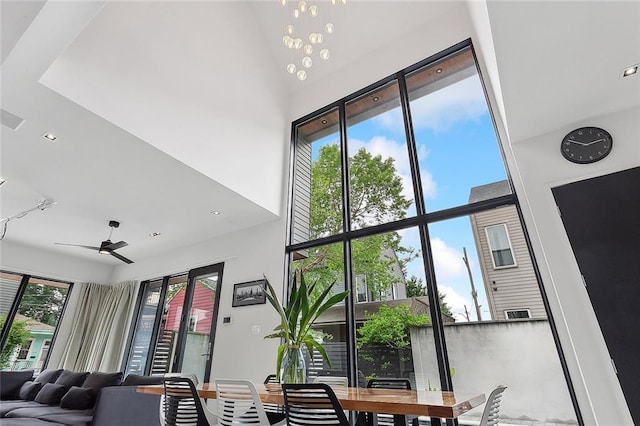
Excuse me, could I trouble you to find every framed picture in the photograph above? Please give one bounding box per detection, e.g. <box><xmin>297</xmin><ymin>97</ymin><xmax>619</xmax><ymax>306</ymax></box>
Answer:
<box><xmin>232</xmin><ymin>279</ymin><xmax>267</xmax><ymax>307</ymax></box>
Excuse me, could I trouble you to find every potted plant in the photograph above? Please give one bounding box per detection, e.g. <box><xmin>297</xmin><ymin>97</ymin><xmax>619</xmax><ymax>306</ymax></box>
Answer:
<box><xmin>263</xmin><ymin>270</ymin><xmax>349</xmax><ymax>383</ymax></box>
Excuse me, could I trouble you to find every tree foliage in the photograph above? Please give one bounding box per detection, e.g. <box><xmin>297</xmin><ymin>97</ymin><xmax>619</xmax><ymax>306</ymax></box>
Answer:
<box><xmin>303</xmin><ymin>145</ymin><xmax>414</xmax><ymax>300</ymax></box>
<box><xmin>18</xmin><ymin>284</ymin><xmax>68</xmax><ymax>326</ymax></box>
<box><xmin>357</xmin><ymin>305</ymin><xmax>429</xmax><ymax>349</ymax></box>
<box><xmin>0</xmin><ymin>316</ymin><xmax>30</xmax><ymax>369</ymax></box>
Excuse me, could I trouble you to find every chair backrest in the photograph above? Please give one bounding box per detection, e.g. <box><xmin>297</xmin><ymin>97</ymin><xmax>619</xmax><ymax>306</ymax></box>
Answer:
<box><xmin>264</xmin><ymin>374</ymin><xmax>279</xmax><ymax>384</ymax></box>
<box><xmin>282</xmin><ymin>383</ymin><xmax>350</xmax><ymax>426</ymax></box>
<box><xmin>366</xmin><ymin>378</ymin><xmax>417</xmax><ymax>426</ymax></box>
<box><xmin>312</xmin><ymin>376</ymin><xmax>349</xmax><ymax>387</ymax></box>
<box><xmin>366</xmin><ymin>378</ymin><xmax>411</xmax><ymax>390</ymax></box>
<box><xmin>216</xmin><ymin>379</ymin><xmax>270</xmax><ymax>426</ymax></box>
<box><xmin>479</xmin><ymin>385</ymin><xmax>507</xmax><ymax>426</ymax></box>
<box><xmin>162</xmin><ymin>377</ymin><xmax>211</xmax><ymax>426</ymax></box>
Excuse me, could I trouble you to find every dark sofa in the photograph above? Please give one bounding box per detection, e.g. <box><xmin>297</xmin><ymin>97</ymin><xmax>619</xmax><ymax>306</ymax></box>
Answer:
<box><xmin>0</xmin><ymin>369</ymin><xmax>162</xmax><ymax>426</ymax></box>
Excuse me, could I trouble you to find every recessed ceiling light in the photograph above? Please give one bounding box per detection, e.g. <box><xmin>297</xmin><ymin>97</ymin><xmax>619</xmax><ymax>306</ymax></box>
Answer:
<box><xmin>622</xmin><ymin>64</ymin><xmax>638</xmax><ymax>77</ymax></box>
<box><xmin>149</xmin><ymin>232</ymin><xmax>162</xmax><ymax>237</ymax></box>
<box><xmin>211</xmin><ymin>210</ymin><xmax>221</xmax><ymax>215</ymax></box>
<box><xmin>435</xmin><ymin>68</ymin><xmax>443</xmax><ymax>74</ymax></box>
<box><xmin>321</xmin><ymin>119</ymin><xmax>328</xmax><ymax>125</ymax></box>
<box><xmin>42</xmin><ymin>132</ymin><xmax>57</xmax><ymax>141</ymax></box>
<box><xmin>372</xmin><ymin>96</ymin><xmax>379</xmax><ymax>102</ymax></box>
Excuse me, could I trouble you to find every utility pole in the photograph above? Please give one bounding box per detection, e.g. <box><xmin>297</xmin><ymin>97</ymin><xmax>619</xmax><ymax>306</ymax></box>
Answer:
<box><xmin>463</xmin><ymin>304</ymin><xmax>471</xmax><ymax>322</ymax></box>
<box><xmin>463</xmin><ymin>247</ymin><xmax>482</xmax><ymax>321</ymax></box>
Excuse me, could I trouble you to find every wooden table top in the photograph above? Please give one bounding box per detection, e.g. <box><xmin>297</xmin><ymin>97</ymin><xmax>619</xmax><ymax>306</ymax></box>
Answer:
<box><xmin>138</xmin><ymin>383</ymin><xmax>485</xmax><ymax>419</ymax></box>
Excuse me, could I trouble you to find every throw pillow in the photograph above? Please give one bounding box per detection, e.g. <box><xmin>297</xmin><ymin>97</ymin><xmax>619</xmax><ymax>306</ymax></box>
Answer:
<box><xmin>34</xmin><ymin>369</ymin><xmax>63</xmax><ymax>384</ymax></box>
<box><xmin>82</xmin><ymin>371</ymin><xmax>123</xmax><ymax>389</ymax></box>
<box><xmin>0</xmin><ymin>370</ymin><xmax>34</xmax><ymax>400</ymax></box>
<box><xmin>18</xmin><ymin>381</ymin><xmax>42</xmax><ymax>400</ymax></box>
<box><xmin>121</xmin><ymin>374</ymin><xmax>164</xmax><ymax>386</ymax></box>
<box><xmin>55</xmin><ymin>370</ymin><xmax>89</xmax><ymax>389</ymax></box>
<box><xmin>34</xmin><ymin>383</ymin><xmax>67</xmax><ymax>405</ymax></box>
<box><xmin>60</xmin><ymin>386</ymin><xmax>97</xmax><ymax>410</ymax></box>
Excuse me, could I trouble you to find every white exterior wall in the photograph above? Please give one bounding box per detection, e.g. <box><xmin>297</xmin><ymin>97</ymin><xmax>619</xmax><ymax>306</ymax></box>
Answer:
<box><xmin>411</xmin><ymin>321</ymin><xmax>577</xmax><ymax>423</ymax></box>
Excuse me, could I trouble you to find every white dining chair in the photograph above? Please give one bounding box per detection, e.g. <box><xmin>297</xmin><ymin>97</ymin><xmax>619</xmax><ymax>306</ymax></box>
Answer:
<box><xmin>312</xmin><ymin>375</ymin><xmax>349</xmax><ymax>388</ymax></box>
<box><xmin>216</xmin><ymin>378</ymin><xmax>285</xmax><ymax>426</ymax></box>
<box><xmin>479</xmin><ymin>385</ymin><xmax>507</xmax><ymax>426</ymax></box>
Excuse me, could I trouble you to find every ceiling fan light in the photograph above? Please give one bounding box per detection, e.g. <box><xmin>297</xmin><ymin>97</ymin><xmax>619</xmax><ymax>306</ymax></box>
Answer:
<box><xmin>98</xmin><ymin>248</ymin><xmax>110</xmax><ymax>254</ymax></box>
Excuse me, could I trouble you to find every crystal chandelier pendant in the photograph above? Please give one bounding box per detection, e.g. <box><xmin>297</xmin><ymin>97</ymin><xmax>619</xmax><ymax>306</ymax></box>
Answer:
<box><xmin>280</xmin><ymin>0</ymin><xmax>343</xmax><ymax>80</ymax></box>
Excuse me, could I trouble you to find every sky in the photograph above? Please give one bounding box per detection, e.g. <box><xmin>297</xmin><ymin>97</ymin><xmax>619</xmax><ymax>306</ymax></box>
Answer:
<box><xmin>308</xmin><ymin>74</ymin><xmax>509</xmax><ymax>322</ymax></box>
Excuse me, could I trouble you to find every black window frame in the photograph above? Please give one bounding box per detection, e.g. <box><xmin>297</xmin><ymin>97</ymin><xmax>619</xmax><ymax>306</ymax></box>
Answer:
<box><xmin>284</xmin><ymin>38</ymin><xmax>584</xmax><ymax>426</ymax></box>
<box><xmin>0</xmin><ymin>270</ymin><xmax>73</xmax><ymax>372</ymax></box>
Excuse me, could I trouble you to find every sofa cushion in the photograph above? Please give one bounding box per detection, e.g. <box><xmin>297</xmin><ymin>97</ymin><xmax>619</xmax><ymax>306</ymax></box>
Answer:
<box><xmin>0</xmin><ymin>400</ymin><xmax>42</xmax><ymax>417</ymax></box>
<box><xmin>5</xmin><ymin>404</ymin><xmax>92</xmax><ymax>419</ymax></box>
<box><xmin>60</xmin><ymin>386</ymin><xmax>96</xmax><ymax>410</ymax></box>
<box><xmin>38</xmin><ymin>411</ymin><xmax>93</xmax><ymax>426</ymax></box>
<box><xmin>0</xmin><ymin>418</ymin><xmax>66</xmax><ymax>426</ymax></box>
<box><xmin>55</xmin><ymin>370</ymin><xmax>89</xmax><ymax>389</ymax></box>
<box><xmin>34</xmin><ymin>369</ymin><xmax>63</xmax><ymax>384</ymax></box>
<box><xmin>34</xmin><ymin>383</ymin><xmax>67</xmax><ymax>405</ymax></box>
<box><xmin>82</xmin><ymin>371</ymin><xmax>123</xmax><ymax>389</ymax></box>
<box><xmin>18</xmin><ymin>381</ymin><xmax>42</xmax><ymax>401</ymax></box>
<box><xmin>0</xmin><ymin>370</ymin><xmax>34</xmax><ymax>400</ymax></box>
<box><xmin>120</xmin><ymin>374</ymin><xmax>164</xmax><ymax>386</ymax></box>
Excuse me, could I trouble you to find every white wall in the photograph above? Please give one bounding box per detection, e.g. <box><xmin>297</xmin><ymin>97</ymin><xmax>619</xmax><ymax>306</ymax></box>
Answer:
<box><xmin>412</xmin><ymin>320</ymin><xmax>577</xmax><ymax>422</ymax></box>
<box><xmin>109</xmin><ymin>216</ymin><xmax>288</xmax><ymax>384</ymax></box>
<box><xmin>507</xmin><ymin>106</ymin><xmax>640</xmax><ymax>425</ymax></box>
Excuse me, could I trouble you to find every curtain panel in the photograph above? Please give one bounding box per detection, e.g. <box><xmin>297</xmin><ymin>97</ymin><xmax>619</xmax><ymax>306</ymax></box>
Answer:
<box><xmin>59</xmin><ymin>281</ymin><xmax>136</xmax><ymax>372</ymax></box>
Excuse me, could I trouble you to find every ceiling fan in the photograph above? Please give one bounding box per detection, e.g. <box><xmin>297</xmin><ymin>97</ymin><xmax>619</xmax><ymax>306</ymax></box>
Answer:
<box><xmin>56</xmin><ymin>220</ymin><xmax>134</xmax><ymax>264</ymax></box>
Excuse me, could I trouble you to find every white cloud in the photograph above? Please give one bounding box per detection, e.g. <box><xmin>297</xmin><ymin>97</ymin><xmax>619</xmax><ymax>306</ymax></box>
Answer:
<box><xmin>376</xmin><ymin>76</ymin><xmax>487</xmax><ymax>135</ymax></box>
<box><xmin>438</xmin><ymin>285</ymin><xmax>473</xmax><ymax>322</ymax></box>
<box><xmin>430</xmin><ymin>237</ymin><xmax>466</xmax><ymax>281</ymax></box>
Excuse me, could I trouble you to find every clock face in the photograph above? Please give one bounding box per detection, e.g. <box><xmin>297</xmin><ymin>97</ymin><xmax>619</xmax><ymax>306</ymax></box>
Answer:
<box><xmin>561</xmin><ymin>127</ymin><xmax>613</xmax><ymax>164</ymax></box>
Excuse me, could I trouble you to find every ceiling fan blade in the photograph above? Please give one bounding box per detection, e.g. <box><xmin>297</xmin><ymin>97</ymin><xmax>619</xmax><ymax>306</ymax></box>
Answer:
<box><xmin>55</xmin><ymin>243</ymin><xmax>100</xmax><ymax>251</ymax></box>
<box><xmin>106</xmin><ymin>240</ymin><xmax>128</xmax><ymax>250</ymax></box>
<box><xmin>111</xmin><ymin>251</ymin><xmax>134</xmax><ymax>264</ymax></box>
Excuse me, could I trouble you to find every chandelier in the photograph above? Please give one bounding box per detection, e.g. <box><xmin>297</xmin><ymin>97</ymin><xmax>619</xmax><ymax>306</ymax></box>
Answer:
<box><xmin>280</xmin><ymin>0</ymin><xmax>346</xmax><ymax>81</ymax></box>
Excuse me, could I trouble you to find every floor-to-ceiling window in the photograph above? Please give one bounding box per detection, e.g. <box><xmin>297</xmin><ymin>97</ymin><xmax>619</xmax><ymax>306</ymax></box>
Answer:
<box><xmin>0</xmin><ymin>271</ymin><xmax>72</xmax><ymax>373</ymax></box>
<box><xmin>287</xmin><ymin>40</ymin><xmax>581</xmax><ymax>425</ymax></box>
<box><xmin>123</xmin><ymin>263</ymin><xmax>223</xmax><ymax>384</ymax></box>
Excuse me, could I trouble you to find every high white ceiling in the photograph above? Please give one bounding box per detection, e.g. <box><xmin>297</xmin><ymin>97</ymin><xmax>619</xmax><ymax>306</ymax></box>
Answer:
<box><xmin>1</xmin><ymin>1</ymin><xmax>638</xmax><ymax>270</ymax></box>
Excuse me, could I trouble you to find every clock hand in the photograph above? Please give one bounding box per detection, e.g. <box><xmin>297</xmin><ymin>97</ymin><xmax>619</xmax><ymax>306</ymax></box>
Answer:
<box><xmin>582</xmin><ymin>138</ymin><xmax>606</xmax><ymax>146</ymax></box>
<box><xmin>567</xmin><ymin>139</ymin><xmax>589</xmax><ymax>146</ymax></box>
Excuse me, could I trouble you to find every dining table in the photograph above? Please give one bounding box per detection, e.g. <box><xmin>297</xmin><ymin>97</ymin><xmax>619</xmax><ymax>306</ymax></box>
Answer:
<box><xmin>138</xmin><ymin>382</ymin><xmax>486</xmax><ymax>426</ymax></box>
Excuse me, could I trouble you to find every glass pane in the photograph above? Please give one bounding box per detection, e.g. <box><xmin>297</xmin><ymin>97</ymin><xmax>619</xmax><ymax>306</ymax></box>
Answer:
<box><xmin>352</xmin><ymin>228</ymin><xmax>441</xmax><ymax>391</ymax></box>
<box><xmin>181</xmin><ymin>272</ymin><xmax>218</xmax><ymax>384</ymax></box>
<box><xmin>150</xmin><ymin>275</ymin><xmax>187</xmax><ymax>375</ymax></box>
<box><xmin>0</xmin><ymin>271</ymin><xmax>22</xmax><ymax>318</ymax></box>
<box><xmin>346</xmin><ymin>81</ymin><xmax>415</xmax><ymax>230</ymax></box>
<box><xmin>406</xmin><ymin>47</ymin><xmax>510</xmax><ymax>213</ymax></box>
<box><xmin>485</xmin><ymin>224</ymin><xmax>516</xmax><ymax>267</ymax></box>
<box><xmin>1</xmin><ymin>276</ymin><xmax>70</xmax><ymax>372</ymax></box>
<box><xmin>426</xmin><ymin>212</ymin><xmax>578</xmax><ymax>424</ymax></box>
<box><xmin>292</xmin><ymin>108</ymin><xmax>343</xmax><ymax>246</ymax></box>
<box><xmin>291</xmin><ymin>242</ymin><xmax>347</xmax><ymax>383</ymax></box>
<box><xmin>125</xmin><ymin>280</ymin><xmax>162</xmax><ymax>376</ymax></box>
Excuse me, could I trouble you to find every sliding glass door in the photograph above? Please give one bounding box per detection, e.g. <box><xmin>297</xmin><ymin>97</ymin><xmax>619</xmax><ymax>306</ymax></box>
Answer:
<box><xmin>123</xmin><ymin>263</ymin><xmax>223</xmax><ymax>384</ymax></box>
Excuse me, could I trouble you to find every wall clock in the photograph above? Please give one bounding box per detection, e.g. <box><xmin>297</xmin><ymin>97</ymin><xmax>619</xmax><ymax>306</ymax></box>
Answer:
<box><xmin>561</xmin><ymin>126</ymin><xmax>613</xmax><ymax>164</ymax></box>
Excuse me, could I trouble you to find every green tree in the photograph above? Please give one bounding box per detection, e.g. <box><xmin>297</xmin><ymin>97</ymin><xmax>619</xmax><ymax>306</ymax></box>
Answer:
<box><xmin>18</xmin><ymin>284</ymin><xmax>68</xmax><ymax>326</ymax></box>
<box><xmin>357</xmin><ymin>304</ymin><xmax>429</xmax><ymax>350</ymax></box>
<box><xmin>302</xmin><ymin>145</ymin><xmax>414</xmax><ymax>300</ymax></box>
<box><xmin>0</xmin><ymin>316</ymin><xmax>30</xmax><ymax>369</ymax></box>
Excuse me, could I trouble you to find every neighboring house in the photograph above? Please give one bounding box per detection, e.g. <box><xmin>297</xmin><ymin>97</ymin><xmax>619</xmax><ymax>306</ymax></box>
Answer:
<box><xmin>9</xmin><ymin>314</ymin><xmax>55</xmax><ymax>372</ymax></box>
<box><xmin>165</xmin><ymin>282</ymin><xmax>215</xmax><ymax>334</ymax></box>
<box><xmin>469</xmin><ymin>181</ymin><xmax>547</xmax><ymax>320</ymax></box>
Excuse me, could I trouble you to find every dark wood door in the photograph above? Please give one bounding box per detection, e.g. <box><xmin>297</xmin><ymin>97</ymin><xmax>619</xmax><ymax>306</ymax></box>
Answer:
<box><xmin>552</xmin><ymin>166</ymin><xmax>640</xmax><ymax>424</ymax></box>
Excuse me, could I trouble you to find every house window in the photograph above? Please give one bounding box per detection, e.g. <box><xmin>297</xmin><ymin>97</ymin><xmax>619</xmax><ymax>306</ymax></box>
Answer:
<box><xmin>0</xmin><ymin>271</ymin><xmax>72</xmax><ymax>372</ymax></box>
<box><xmin>485</xmin><ymin>224</ymin><xmax>516</xmax><ymax>268</ymax></box>
<box><xmin>505</xmin><ymin>309</ymin><xmax>531</xmax><ymax>319</ymax></box>
<box><xmin>188</xmin><ymin>315</ymin><xmax>198</xmax><ymax>332</ymax></box>
<box><xmin>17</xmin><ymin>339</ymin><xmax>33</xmax><ymax>360</ymax></box>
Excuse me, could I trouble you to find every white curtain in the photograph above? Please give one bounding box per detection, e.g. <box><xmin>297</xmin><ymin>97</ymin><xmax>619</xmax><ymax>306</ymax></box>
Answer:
<box><xmin>59</xmin><ymin>281</ymin><xmax>136</xmax><ymax>372</ymax></box>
